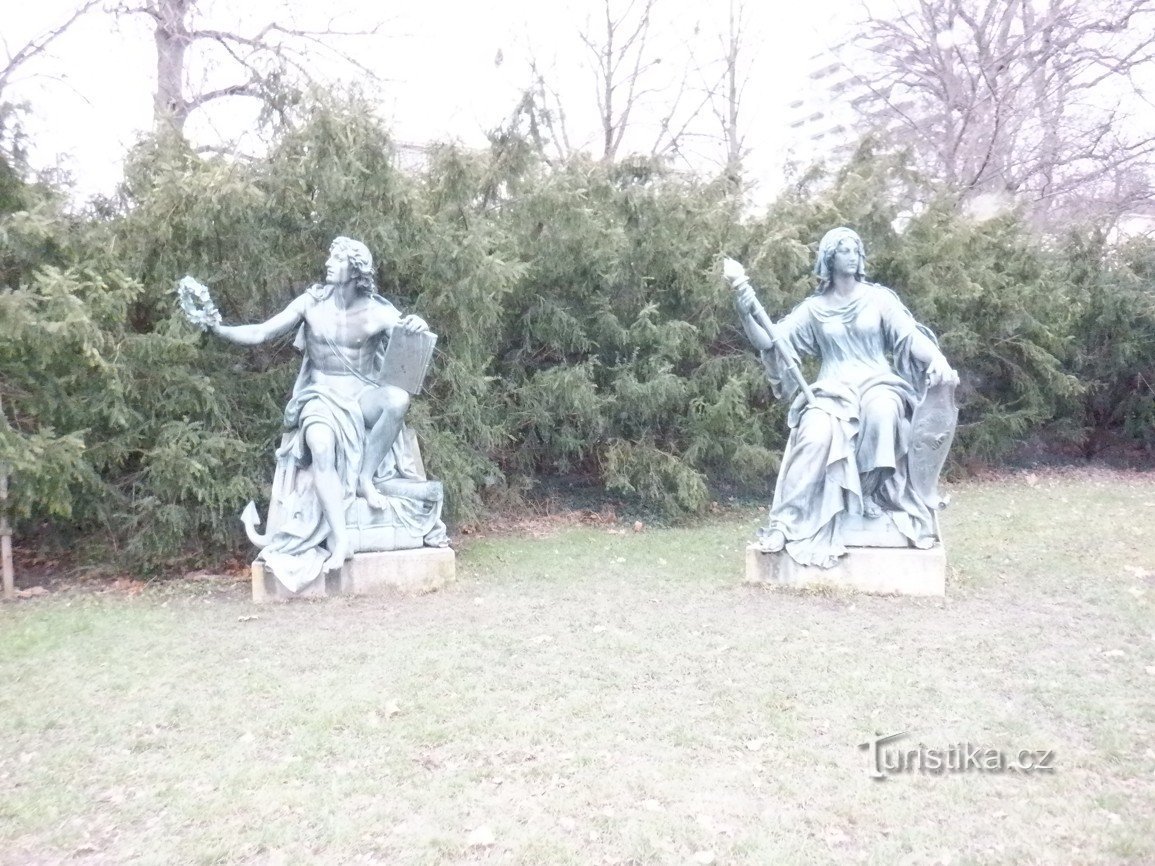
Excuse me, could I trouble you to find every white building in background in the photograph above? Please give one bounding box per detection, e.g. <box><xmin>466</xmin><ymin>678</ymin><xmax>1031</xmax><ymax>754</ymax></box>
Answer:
<box><xmin>782</xmin><ymin>48</ymin><xmax>926</xmax><ymax>234</ymax></box>
<box><xmin>782</xmin><ymin>48</ymin><xmax>916</xmax><ymax>170</ymax></box>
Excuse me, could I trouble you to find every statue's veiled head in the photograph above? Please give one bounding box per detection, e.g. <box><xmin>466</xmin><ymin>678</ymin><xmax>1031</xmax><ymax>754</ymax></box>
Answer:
<box><xmin>813</xmin><ymin>227</ymin><xmax>866</xmax><ymax>292</ymax></box>
<box><xmin>329</xmin><ymin>236</ymin><xmax>376</xmax><ymax>295</ymax></box>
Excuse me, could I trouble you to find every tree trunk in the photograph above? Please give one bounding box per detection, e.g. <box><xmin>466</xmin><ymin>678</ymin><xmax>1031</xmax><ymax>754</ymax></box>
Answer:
<box><xmin>153</xmin><ymin>0</ymin><xmax>193</xmax><ymax>132</ymax></box>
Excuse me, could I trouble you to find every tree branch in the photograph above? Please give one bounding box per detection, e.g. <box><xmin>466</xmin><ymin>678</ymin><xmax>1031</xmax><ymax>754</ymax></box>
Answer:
<box><xmin>0</xmin><ymin>0</ymin><xmax>105</xmax><ymax>94</ymax></box>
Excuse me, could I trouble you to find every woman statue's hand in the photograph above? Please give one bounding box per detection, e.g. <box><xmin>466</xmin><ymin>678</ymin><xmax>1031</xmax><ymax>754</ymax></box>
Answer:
<box><xmin>926</xmin><ymin>354</ymin><xmax>959</xmax><ymax>387</ymax></box>
<box><xmin>735</xmin><ymin>284</ymin><xmax>759</xmax><ymax>317</ymax></box>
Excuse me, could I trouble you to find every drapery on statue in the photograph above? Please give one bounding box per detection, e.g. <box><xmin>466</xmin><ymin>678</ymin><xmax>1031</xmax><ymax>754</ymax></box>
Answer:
<box><xmin>726</xmin><ymin>227</ymin><xmax>959</xmax><ymax>569</ymax></box>
<box><xmin>204</xmin><ymin>236</ymin><xmax>448</xmax><ymax>591</ymax></box>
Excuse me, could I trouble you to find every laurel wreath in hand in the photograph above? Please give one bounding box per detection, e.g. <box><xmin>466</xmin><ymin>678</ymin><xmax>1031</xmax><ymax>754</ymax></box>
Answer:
<box><xmin>176</xmin><ymin>276</ymin><xmax>222</xmax><ymax>331</ymax></box>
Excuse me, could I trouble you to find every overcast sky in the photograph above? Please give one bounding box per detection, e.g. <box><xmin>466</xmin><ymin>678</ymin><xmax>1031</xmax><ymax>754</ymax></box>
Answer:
<box><xmin>4</xmin><ymin>0</ymin><xmax>871</xmax><ymax>200</ymax></box>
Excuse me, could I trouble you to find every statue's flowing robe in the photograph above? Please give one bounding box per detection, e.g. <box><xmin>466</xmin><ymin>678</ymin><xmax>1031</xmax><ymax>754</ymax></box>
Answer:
<box><xmin>750</xmin><ymin>283</ymin><xmax>938</xmax><ymax>567</ymax></box>
<box><xmin>256</xmin><ymin>285</ymin><xmax>447</xmax><ymax>590</ymax></box>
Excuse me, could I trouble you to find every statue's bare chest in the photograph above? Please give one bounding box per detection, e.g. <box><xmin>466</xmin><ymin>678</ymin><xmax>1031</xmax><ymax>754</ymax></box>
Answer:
<box><xmin>304</xmin><ymin>300</ymin><xmax>383</xmax><ymax>350</ymax></box>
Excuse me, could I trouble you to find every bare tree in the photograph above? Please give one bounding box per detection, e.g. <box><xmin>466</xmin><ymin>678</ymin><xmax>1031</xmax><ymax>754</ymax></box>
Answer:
<box><xmin>581</xmin><ymin>0</ymin><xmax>660</xmax><ymax>161</ymax></box>
<box><xmin>515</xmin><ymin>60</ymin><xmax>576</xmax><ymax>165</ymax></box>
<box><xmin>114</xmin><ymin>0</ymin><xmax>384</xmax><ymax>135</ymax></box>
<box><xmin>517</xmin><ymin>0</ymin><xmax>715</xmax><ymax>165</ymax></box>
<box><xmin>0</xmin><ymin>1</ymin><xmax>107</xmax><ymax>181</ymax></box>
<box><xmin>851</xmin><ymin>0</ymin><xmax>1155</xmax><ymax>227</ymax></box>
<box><xmin>0</xmin><ymin>0</ymin><xmax>105</xmax><ymax>101</ymax></box>
<box><xmin>702</xmin><ymin>0</ymin><xmax>751</xmax><ymax>190</ymax></box>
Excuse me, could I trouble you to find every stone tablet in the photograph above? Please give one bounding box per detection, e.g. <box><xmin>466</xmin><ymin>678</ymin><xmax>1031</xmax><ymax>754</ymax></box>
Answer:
<box><xmin>381</xmin><ymin>328</ymin><xmax>437</xmax><ymax>395</ymax></box>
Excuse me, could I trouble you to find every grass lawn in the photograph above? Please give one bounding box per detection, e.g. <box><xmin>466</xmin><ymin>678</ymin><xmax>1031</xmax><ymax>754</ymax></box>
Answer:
<box><xmin>2</xmin><ymin>469</ymin><xmax>1154</xmax><ymax>865</ymax></box>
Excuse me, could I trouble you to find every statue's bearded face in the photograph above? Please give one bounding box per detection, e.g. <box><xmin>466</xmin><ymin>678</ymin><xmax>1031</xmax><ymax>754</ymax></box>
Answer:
<box><xmin>326</xmin><ymin>250</ymin><xmax>352</xmax><ymax>285</ymax></box>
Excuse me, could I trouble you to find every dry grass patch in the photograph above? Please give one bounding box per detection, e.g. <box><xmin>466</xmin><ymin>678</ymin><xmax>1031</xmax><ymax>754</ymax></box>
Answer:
<box><xmin>2</xmin><ymin>469</ymin><xmax>1153</xmax><ymax>865</ymax></box>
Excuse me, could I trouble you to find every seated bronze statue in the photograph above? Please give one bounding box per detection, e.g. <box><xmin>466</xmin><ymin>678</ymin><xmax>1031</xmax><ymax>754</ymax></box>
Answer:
<box><xmin>199</xmin><ymin>236</ymin><xmax>447</xmax><ymax>591</ymax></box>
<box><xmin>726</xmin><ymin>228</ymin><xmax>958</xmax><ymax>568</ymax></box>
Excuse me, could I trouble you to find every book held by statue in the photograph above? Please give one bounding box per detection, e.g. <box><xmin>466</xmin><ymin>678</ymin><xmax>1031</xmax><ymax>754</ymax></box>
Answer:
<box><xmin>381</xmin><ymin>329</ymin><xmax>437</xmax><ymax>394</ymax></box>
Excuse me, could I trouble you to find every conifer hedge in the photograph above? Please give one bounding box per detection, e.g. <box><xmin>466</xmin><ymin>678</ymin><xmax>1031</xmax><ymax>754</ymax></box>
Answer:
<box><xmin>2</xmin><ymin>94</ymin><xmax>1153</xmax><ymax>571</ymax></box>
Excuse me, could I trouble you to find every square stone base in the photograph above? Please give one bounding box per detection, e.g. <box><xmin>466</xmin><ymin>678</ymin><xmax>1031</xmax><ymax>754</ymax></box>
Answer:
<box><xmin>252</xmin><ymin>547</ymin><xmax>456</xmax><ymax>602</ymax></box>
<box><xmin>745</xmin><ymin>543</ymin><xmax>946</xmax><ymax>596</ymax></box>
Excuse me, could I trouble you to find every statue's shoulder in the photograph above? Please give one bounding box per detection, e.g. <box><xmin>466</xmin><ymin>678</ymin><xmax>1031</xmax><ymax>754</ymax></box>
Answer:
<box><xmin>789</xmin><ymin>293</ymin><xmax>821</xmax><ymax>316</ymax></box>
<box><xmin>865</xmin><ymin>282</ymin><xmax>908</xmax><ymax>308</ymax></box>
<box><xmin>367</xmin><ymin>293</ymin><xmax>399</xmax><ymax>329</ymax></box>
<box><xmin>304</xmin><ymin>283</ymin><xmax>332</xmax><ymax>302</ymax></box>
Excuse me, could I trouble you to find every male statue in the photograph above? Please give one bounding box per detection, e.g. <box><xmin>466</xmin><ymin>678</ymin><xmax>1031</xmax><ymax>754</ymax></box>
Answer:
<box><xmin>211</xmin><ymin>237</ymin><xmax>447</xmax><ymax>589</ymax></box>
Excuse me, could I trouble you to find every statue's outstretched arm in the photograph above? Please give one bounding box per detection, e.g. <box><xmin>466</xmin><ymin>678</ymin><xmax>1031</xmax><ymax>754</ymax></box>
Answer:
<box><xmin>213</xmin><ymin>296</ymin><xmax>306</xmax><ymax>346</ymax></box>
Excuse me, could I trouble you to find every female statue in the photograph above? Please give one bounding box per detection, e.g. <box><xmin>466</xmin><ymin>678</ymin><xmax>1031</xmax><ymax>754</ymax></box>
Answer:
<box><xmin>727</xmin><ymin>227</ymin><xmax>958</xmax><ymax>568</ymax></box>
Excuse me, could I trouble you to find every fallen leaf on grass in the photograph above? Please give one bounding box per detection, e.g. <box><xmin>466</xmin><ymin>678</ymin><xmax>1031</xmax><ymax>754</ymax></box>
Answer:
<box><xmin>14</xmin><ymin>586</ymin><xmax>48</xmax><ymax>598</ymax></box>
<box><xmin>237</xmin><ymin>615</ymin><xmax>260</xmax><ymax>622</ymax></box>
<box><xmin>693</xmin><ymin>851</ymin><xmax>716</xmax><ymax>864</ymax></box>
<box><xmin>825</xmin><ymin>827</ymin><xmax>851</xmax><ymax>846</ymax></box>
<box><xmin>467</xmin><ymin>825</ymin><xmax>496</xmax><ymax>848</ymax></box>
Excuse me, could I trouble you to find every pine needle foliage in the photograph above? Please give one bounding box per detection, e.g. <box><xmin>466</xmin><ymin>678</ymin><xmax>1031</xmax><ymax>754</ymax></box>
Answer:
<box><xmin>3</xmin><ymin>91</ymin><xmax>1154</xmax><ymax>573</ymax></box>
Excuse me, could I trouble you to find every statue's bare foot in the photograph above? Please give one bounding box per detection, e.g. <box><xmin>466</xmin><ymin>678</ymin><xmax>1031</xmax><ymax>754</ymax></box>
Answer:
<box><xmin>863</xmin><ymin>499</ymin><xmax>884</xmax><ymax>519</ymax></box>
<box><xmin>755</xmin><ymin>528</ymin><xmax>786</xmax><ymax>553</ymax></box>
<box><xmin>358</xmin><ymin>478</ymin><xmax>390</xmax><ymax>511</ymax></box>
<box><xmin>323</xmin><ymin>538</ymin><xmax>350</xmax><ymax>573</ymax></box>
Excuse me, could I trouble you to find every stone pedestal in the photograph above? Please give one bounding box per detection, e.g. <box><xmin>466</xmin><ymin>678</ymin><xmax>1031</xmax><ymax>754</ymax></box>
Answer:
<box><xmin>252</xmin><ymin>547</ymin><xmax>456</xmax><ymax>602</ymax></box>
<box><xmin>745</xmin><ymin>543</ymin><xmax>946</xmax><ymax>596</ymax></box>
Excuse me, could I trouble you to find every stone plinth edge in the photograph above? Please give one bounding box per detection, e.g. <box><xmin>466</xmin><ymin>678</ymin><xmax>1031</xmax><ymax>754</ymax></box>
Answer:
<box><xmin>745</xmin><ymin>543</ymin><xmax>946</xmax><ymax>597</ymax></box>
<box><xmin>252</xmin><ymin>546</ymin><xmax>456</xmax><ymax>602</ymax></box>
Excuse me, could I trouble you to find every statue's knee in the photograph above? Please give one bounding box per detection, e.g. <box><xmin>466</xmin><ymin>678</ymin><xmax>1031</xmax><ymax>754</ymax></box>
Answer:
<box><xmin>385</xmin><ymin>389</ymin><xmax>410</xmax><ymax>418</ymax></box>
<box><xmin>796</xmin><ymin>409</ymin><xmax>834</xmax><ymax>445</ymax></box>
<box><xmin>862</xmin><ymin>393</ymin><xmax>903</xmax><ymax>431</ymax></box>
<box><xmin>366</xmin><ymin>387</ymin><xmax>409</xmax><ymax>424</ymax></box>
<box><xmin>305</xmin><ymin>425</ymin><xmax>336</xmax><ymax>469</ymax></box>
